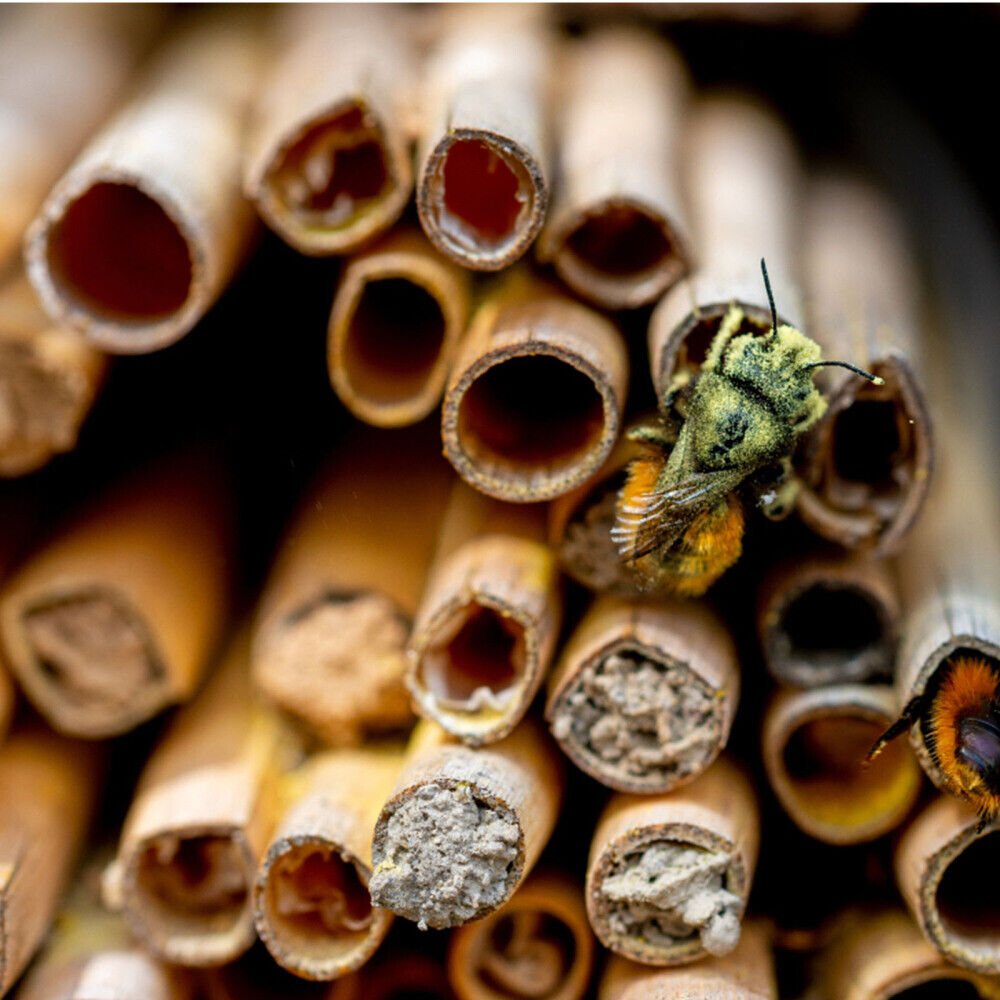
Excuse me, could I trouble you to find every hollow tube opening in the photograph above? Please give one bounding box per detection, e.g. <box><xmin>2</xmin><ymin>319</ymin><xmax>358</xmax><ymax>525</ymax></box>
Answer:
<box><xmin>419</xmin><ymin>602</ymin><xmax>525</xmax><ymax>710</ymax></box>
<box><xmin>267</xmin><ymin>844</ymin><xmax>373</xmax><ymax>947</ymax></box>
<box><xmin>135</xmin><ymin>834</ymin><xmax>249</xmax><ymax>933</ymax></box>
<box><xmin>935</xmin><ymin>831</ymin><xmax>1000</xmax><ymax>955</ymax></box>
<box><xmin>269</xmin><ymin>103</ymin><xmax>391</xmax><ymax>230</ymax></box>
<box><xmin>431</xmin><ymin>138</ymin><xmax>533</xmax><ymax>258</ymax></box>
<box><xmin>478</xmin><ymin>910</ymin><xmax>576</xmax><ymax>999</ymax></box>
<box><xmin>343</xmin><ymin>278</ymin><xmax>447</xmax><ymax>405</ymax></box>
<box><xmin>458</xmin><ymin>356</ymin><xmax>605</xmax><ymax>472</ymax></box>
<box><xmin>781</xmin><ymin>715</ymin><xmax>914</xmax><ymax>828</ymax></box>
<box><xmin>46</xmin><ymin>182</ymin><xmax>193</xmax><ymax>323</ymax></box>
<box><xmin>564</xmin><ymin>205</ymin><xmax>674</xmax><ymax>279</ymax></box>
<box><xmin>889</xmin><ymin>982</ymin><xmax>984</xmax><ymax>1000</ymax></box>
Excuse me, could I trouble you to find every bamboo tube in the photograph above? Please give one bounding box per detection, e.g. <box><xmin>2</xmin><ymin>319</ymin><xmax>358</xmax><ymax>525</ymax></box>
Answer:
<box><xmin>895</xmin><ymin>795</ymin><xmax>1000</xmax><ymax>973</ymax></box>
<box><xmin>814</xmin><ymin>908</ymin><xmax>1000</xmax><ymax>1000</ymax></box>
<box><xmin>762</xmin><ymin>685</ymin><xmax>922</xmax><ymax>845</ymax></box>
<box><xmin>244</xmin><ymin>6</ymin><xmax>415</xmax><ymax>256</ymax></box>
<box><xmin>416</xmin><ymin>6</ymin><xmax>551</xmax><ymax>270</ymax></box>
<box><xmin>407</xmin><ymin>483</ymin><xmax>562</xmax><ymax>746</ymax></box>
<box><xmin>109</xmin><ymin>632</ymin><xmax>291</xmax><ymax>968</ymax></box>
<box><xmin>546</xmin><ymin>595</ymin><xmax>739</xmax><ymax>794</ymax></box>
<box><xmin>536</xmin><ymin>29</ymin><xmax>689</xmax><ymax>310</ymax></box>
<box><xmin>797</xmin><ymin>176</ymin><xmax>933</xmax><ymax>555</ymax></box>
<box><xmin>252</xmin><ymin>426</ymin><xmax>452</xmax><ymax>746</ymax></box>
<box><xmin>447</xmin><ymin>870</ymin><xmax>595</xmax><ymax>1000</ymax></box>
<box><xmin>327</xmin><ymin>229</ymin><xmax>471</xmax><ymax>427</ymax></box>
<box><xmin>24</xmin><ymin>15</ymin><xmax>260</xmax><ymax>355</ymax></box>
<box><xmin>757</xmin><ymin>551</ymin><xmax>900</xmax><ymax>687</ymax></box>
<box><xmin>548</xmin><ymin>421</ymin><xmax>654</xmax><ymax>596</ymax></box>
<box><xmin>199</xmin><ymin>945</ymin><xmax>360</xmax><ymax>1000</ymax></box>
<box><xmin>253</xmin><ymin>747</ymin><xmax>405</xmax><ymax>981</ymax></box>
<box><xmin>0</xmin><ymin>272</ymin><xmax>107</xmax><ymax>478</ymax></box>
<box><xmin>0</xmin><ymin>727</ymin><xmax>99</xmax><ymax>995</ymax></box>
<box><xmin>16</xmin><ymin>863</ymin><xmax>194</xmax><ymax>1000</ymax></box>
<box><xmin>0</xmin><ymin>6</ymin><xmax>156</xmax><ymax>268</ymax></box>
<box><xmin>442</xmin><ymin>274</ymin><xmax>628</xmax><ymax>502</ymax></box>
<box><xmin>647</xmin><ymin>95</ymin><xmax>802</xmax><ymax>400</ymax></box>
<box><xmin>0</xmin><ymin>457</ymin><xmax>232</xmax><ymax>739</ymax></box>
<box><xmin>585</xmin><ymin>757</ymin><xmax>759</xmax><ymax>966</ymax></box>
<box><xmin>597</xmin><ymin>922</ymin><xmax>777</xmax><ymax>1000</ymax></box>
<box><xmin>370</xmin><ymin>720</ymin><xmax>564</xmax><ymax>930</ymax></box>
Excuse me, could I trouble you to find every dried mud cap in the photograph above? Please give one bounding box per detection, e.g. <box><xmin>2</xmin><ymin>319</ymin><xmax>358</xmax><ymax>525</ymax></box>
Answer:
<box><xmin>585</xmin><ymin>757</ymin><xmax>759</xmax><ymax>966</ymax></box>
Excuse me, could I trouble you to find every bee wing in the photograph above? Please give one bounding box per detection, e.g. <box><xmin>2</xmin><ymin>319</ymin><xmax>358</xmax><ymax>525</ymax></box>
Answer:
<box><xmin>612</xmin><ymin>468</ymin><xmax>744</xmax><ymax>562</ymax></box>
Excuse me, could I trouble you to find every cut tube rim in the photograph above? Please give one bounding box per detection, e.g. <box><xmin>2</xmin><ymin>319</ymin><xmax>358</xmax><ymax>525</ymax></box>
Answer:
<box><xmin>442</xmin><ymin>340</ymin><xmax>621</xmax><ymax>503</ymax></box>
<box><xmin>546</xmin><ymin>636</ymin><xmax>728</xmax><ymax>794</ymax></box>
<box><xmin>250</xmin><ymin>96</ymin><xmax>412</xmax><ymax>257</ymax></box>
<box><xmin>418</xmin><ymin>128</ymin><xmax>549</xmax><ymax>272</ymax></box>
<box><xmin>586</xmin><ymin>821</ymin><xmax>748</xmax><ymax>967</ymax></box>
<box><xmin>762</xmin><ymin>686</ymin><xmax>922</xmax><ymax>846</ymax></box>
<box><xmin>254</xmin><ymin>833</ymin><xmax>392</xmax><ymax>981</ymax></box>
<box><xmin>327</xmin><ymin>253</ymin><xmax>464</xmax><ymax>427</ymax></box>
<box><xmin>0</xmin><ymin>579</ymin><xmax>173</xmax><ymax>739</ymax></box>
<box><xmin>25</xmin><ymin>169</ymin><xmax>206</xmax><ymax>355</ymax></box>
<box><xmin>542</xmin><ymin>196</ymin><xmax>690</xmax><ymax>311</ymax></box>
<box><xmin>122</xmin><ymin>824</ymin><xmax>257</xmax><ymax>968</ymax></box>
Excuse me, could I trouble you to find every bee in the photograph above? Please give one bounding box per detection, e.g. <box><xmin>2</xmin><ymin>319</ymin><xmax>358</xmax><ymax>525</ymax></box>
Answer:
<box><xmin>612</xmin><ymin>259</ymin><xmax>882</xmax><ymax>596</ymax></box>
<box><xmin>867</xmin><ymin>656</ymin><xmax>1000</xmax><ymax>826</ymax></box>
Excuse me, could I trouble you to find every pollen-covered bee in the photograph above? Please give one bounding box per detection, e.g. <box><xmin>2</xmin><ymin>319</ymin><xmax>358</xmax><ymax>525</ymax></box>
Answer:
<box><xmin>612</xmin><ymin>259</ymin><xmax>882</xmax><ymax>597</ymax></box>
<box><xmin>867</xmin><ymin>656</ymin><xmax>1000</xmax><ymax>825</ymax></box>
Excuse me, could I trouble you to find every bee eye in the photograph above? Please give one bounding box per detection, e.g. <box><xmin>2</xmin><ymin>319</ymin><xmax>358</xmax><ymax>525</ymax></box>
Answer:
<box><xmin>958</xmin><ymin>716</ymin><xmax>1000</xmax><ymax>778</ymax></box>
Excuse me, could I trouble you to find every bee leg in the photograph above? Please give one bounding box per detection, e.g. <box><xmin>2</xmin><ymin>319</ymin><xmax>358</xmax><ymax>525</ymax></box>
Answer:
<box><xmin>627</xmin><ymin>424</ymin><xmax>677</xmax><ymax>450</ymax></box>
<box><xmin>864</xmin><ymin>695</ymin><xmax>925</xmax><ymax>764</ymax></box>
<box><xmin>751</xmin><ymin>459</ymin><xmax>800</xmax><ymax>521</ymax></box>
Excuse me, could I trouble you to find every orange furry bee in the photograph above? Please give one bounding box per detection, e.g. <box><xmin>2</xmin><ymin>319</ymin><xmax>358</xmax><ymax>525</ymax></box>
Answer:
<box><xmin>612</xmin><ymin>260</ymin><xmax>882</xmax><ymax>596</ymax></box>
<box><xmin>868</xmin><ymin>655</ymin><xmax>1000</xmax><ymax>824</ymax></box>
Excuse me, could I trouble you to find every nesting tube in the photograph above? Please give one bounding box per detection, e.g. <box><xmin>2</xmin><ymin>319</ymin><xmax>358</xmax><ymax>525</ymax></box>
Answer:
<box><xmin>0</xmin><ymin>728</ymin><xmax>100</xmax><ymax>995</ymax></box>
<box><xmin>408</xmin><ymin>483</ymin><xmax>562</xmax><ymax>745</ymax></box>
<box><xmin>537</xmin><ymin>29</ymin><xmax>689</xmax><ymax>310</ymax></box>
<box><xmin>895</xmin><ymin>795</ymin><xmax>1000</xmax><ymax>973</ymax></box>
<box><xmin>0</xmin><ymin>6</ymin><xmax>156</xmax><ymax>267</ymax></box>
<box><xmin>111</xmin><ymin>634</ymin><xmax>288</xmax><ymax>967</ymax></box>
<box><xmin>814</xmin><ymin>908</ymin><xmax>1000</xmax><ymax>1000</ymax></box>
<box><xmin>417</xmin><ymin>7</ymin><xmax>551</xmax><ymax>270</ymax></box>
<box><xmin>244</xmin><ymin>6</ymin><xmax>415</xmax><ymax>255</ymax></box>
<box><xmin>798</xmin><ymin>176</ymin><xmax>933</xmax><ymax>555</ymax></box>
<box><xmin>762</xmin><ymin>685</ymin><xmax>922</xmax><ymax>845</ymax></box>
<box><xmin>585</xmin><ymin>757</ymin><xmax>759</xmax><ymax>966</ymax></box>
<box><xmin>370</xmin><ymin>721</ymin><xmax>564</xmax><ymax>930</ymax></box>
<box><xmin>757</xmin><ymin>551</ymin><xmax>900</xmax><ymax>687</ymax></box>
<box><xmin>647</xmin><ymin>95</ymin><xmax>802</xmax><ymax>400</ymax></box>
<box><xmin>447</xmin><ymin>871</ymin><xmax>595</xmax><ymax>1000</ymax></box>
<box><xmin>254</xmin><ymin>748</ymin><xmax>404</xmax><ymax>981</ymax></box>
<box><xmin>597</xmin><ymin>922</ymin><xmax>777</xmax><ymax>1000</ymax></box>
<box><xmin>0</xmin><ymin>457</ymin><xmax>231</xmax><ymax>738</ymax></box>
<box><xmin>327</xmin><ymin>229</ymin><xmax>471</xmax><ymax>427</ymax></box>
<box><xmin>16</xmin><ymin>865</ymin><xmax>194</xmax><ymax>1000</ymax></box>
<box><xmin>546</xmin><ymin>595</ymin><xmax>739</xmax><ymax>794</ymax></box>
<box><xmin>442</xmin><ymin>275</ymin><xmax>628</xmax><ymax>502</ymax></box>
<box><xmin>357</xmin><ymin>949</ymin><xmax>451</xmax><ymax>1000</ymax></box>
<box><xmin>199</xmin><ymin>945</ymin><xmax>360</xmax><ymax>1000</ymax></box>
<box><xmin>25</xmin><ymin>16</ymin><xmax>259</xmax><ymax>354</ymax></box>
<box><xmin>0</xmin><ymin>272</ymin><xmax>107</xmax><ymax>478</ymax></box>
<box><xmin>252</xmin><ymin>427</ymin><xmax>451</xmax><ymax>746</ymax></box>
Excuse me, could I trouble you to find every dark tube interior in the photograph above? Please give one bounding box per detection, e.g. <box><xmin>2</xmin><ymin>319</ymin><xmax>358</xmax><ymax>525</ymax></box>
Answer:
<box><xmin>935</xmin><ymin>831</ymin><xmax>1000</xmax><ymax>947</ymax></box>
<box><xmin>564</xmin><ymin>205</ymin><xmax>673</xmax><ymax>278</ymax></box>
<box><xmin>270</xmin><ymin>103</ymin><xmax>390</xmax><ymax>228</ymax></box>
<box><xmin>47</xmin><ymin>181</ymin><xmax>192</xmax><ymax>321</ymax></box>
<box><xmin>459</xmin><ymin>356</ymin><xmax>605</xmax><ymax>469</ymax></box>
<box><xmin>890</xmin><ymin>982</ymin><xmax>984</xmax><ymax>1000</ymax></box>
<box><xmin>833</xmin><ymin>398</ymin><xmax>903</xmax><ymax>485</ymax></box>
<box><xmin>343</xmin><ymin>278</ymin><xmax>447</xmax><ymax>404</ymax></box>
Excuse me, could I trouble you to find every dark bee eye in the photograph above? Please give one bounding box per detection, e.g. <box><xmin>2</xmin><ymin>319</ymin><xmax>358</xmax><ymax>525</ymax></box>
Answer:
<box><xmin>957</xmin><ymin>716</ymin><xmax>1000</xmax><ymax>778</ymax></box>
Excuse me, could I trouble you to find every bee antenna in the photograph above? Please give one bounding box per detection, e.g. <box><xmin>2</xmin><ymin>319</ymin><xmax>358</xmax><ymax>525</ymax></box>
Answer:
<box><xmin>802</xmin><ymin>360</ymin><xmax>885</xmax><ymax>385</ymax></box>
<box><xmin>761</xmin><ymin>257</ymin><xmax>779</xmax><ymax>339</ymax></box>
